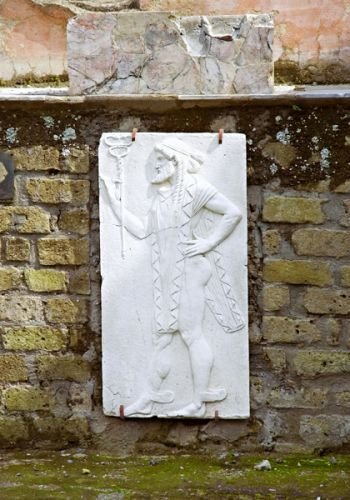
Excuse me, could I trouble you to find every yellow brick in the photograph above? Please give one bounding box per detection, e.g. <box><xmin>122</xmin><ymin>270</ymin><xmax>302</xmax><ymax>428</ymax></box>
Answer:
<box><xmin>62</xmin><ymin>146</ymin><xmax>89</xmax><ymax>173</ymax></box>
<box><xmin>58</xmin><ymin>209</ymin><xmax>89</xmax><ymax>235</ymax></box>
<box><xmin>293</xmin><ymin>350</ymin><xmax>350</xmax><ymax>376</ymax></box>
<box><xmin>292</xmin><ymin>229</ymin><xmax>350</xmax><ymax>257</ymax></box>
<box><xmin>24</xmin><ymin>269</ymin><xmax>66</xmax><ymax>292</ymax></box>
<box><xmin>0</xmin><ymin>267</ymin><xmax>21</xmax><ymax>290</ymax></box>
<box><xmin>263</xmin><ymin>285</ymin><xmax>290</xmax><ymax>311</ymax></box>
<box><xmin>3</xmin><ymin>326</ymin><xmax>66</xmax><ymax>351</ymax></box>
<box><xmin>9</xmin><ymin>146</ymin><xmax>59</xmax><ymax>171</ymax></box>
<box><xmin>0</xmin><ymin>355</ymin><xmax>28</xmax><ymax>382</ymax></box>
<box><xmin>304</xmin><ymin>288</ymin><xmax>350</xmax><ymax>314</ymax></box>
<box><xmin>263</xmin><ymin>260</ymin><xmax>332</xmax><ymax>286</ymax></box>
<box><xmin>262</xmin><ymin>230</ymin><xmax>281</xmax><ymax>255</ymax></box>
<box><xmin>0</xmin><ymin>207</ymin><xmax>50</xmax><ymax>234</ymax></box>
<box><xmin>263</xmin><ymin>316</ymin><xmax>320</xmax><ymax>343</ymax></box>
<box><xmin>295</xmin><ymin>180</ymin><xmax>330</xmax><ymax>193</ymax></box>
<box><xmin>4</xmin><ymin>237</ymin><xmax>31</xmax><ymax>261</ymax></box>
<box><xmin>27</xmin><ymin>179</ymin><xmax>89</xmax><ymax>205</ymax></box>
<box><xmin>263</xmin><ymin>196</ymin><xmax>325</xmax><ymax>224</ymax></box>
<box><xmin>0</xmin><ymin>296</ymin><xmax>43</xmax><ymax>322</ymax></box>
<box><xmin>45</xmin><ymin>298</ymin><xmax>88</xmax><ymax>324</ymax></box>
<box><xmin>341</xmin><ymin>266</ymin><xmax>350</xmax><ymax>287</ymax></box>
<box><xmin>3</xmin><ymin>386</ymin><xmax>54</xmax><ymax>411</ymax></box>
<box><xmin>38</xmin><ymin>238</ymin><xmax>89</xmax><ymax>265</ymax></box>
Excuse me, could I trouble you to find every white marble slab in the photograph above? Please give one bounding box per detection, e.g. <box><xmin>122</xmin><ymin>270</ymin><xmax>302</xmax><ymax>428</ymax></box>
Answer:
<box><xmin>99</xmin><ymin>133</ymin><xmax>249</xmax><ymax>419</ymax></box>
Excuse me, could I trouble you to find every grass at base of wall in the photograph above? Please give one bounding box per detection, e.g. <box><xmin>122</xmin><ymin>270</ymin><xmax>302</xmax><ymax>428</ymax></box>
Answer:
<box><xmin>0</xmin><ymin>450</ymin><xmax>349</xmax><ymax>498</ymax></box>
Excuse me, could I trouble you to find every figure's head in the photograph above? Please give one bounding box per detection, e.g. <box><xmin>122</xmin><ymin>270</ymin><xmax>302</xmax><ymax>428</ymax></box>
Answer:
<box><xmin>152</xmin><ymin>138</ymin><xmax>205</xmax><ymax>184</ymax></box>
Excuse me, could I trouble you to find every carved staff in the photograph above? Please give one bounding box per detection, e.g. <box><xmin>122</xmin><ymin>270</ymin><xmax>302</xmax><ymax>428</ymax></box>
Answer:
<box><xmin>104</xmin><ymin>135</ymin><xmax>132</xmax><ymax>259</ymax></box>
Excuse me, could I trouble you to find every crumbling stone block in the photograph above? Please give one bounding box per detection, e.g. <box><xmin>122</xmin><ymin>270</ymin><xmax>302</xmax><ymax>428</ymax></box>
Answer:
<box><xmin>58</xmin><ymin>209</ymin><xmax>89</xmax><ymax>235</ymax></box>
<box><xmin>304</xmin><ymin>288</ymin><xmax>350</xmax><ymax>314</ymax></box>
<box><xmin>3</xmin><ymin>387</ymin><xmax>54</xmax><ymax>411</ymax></box>
<box><xmin>0</xmin><ymin>355</ymin><xmax>28</xmax><ymax>382</ymax></box>
<box><xmin>45</xmin><ymin>298</ymin><xmax>88</xmax><ymax>324</ymax></box>
<box><xmin>263</xmin><ymin>316</ymin><xmax>320</xmax><ymax>344</ymax></box>
<box><xmin>263</xmin><ymin>285</ymin><xmax>290</xmax><ymax>311</ymax></box>
<box><xmin>38</xmin><ymin>238</ymin><xmax>89</xmax><ymax>265</ymax></box>
<box><xmin>4</xmin><ymin>237</ymin><xmax>31</xmax><ymax>261</ymax></box>
<box><xmin>9</xmin><ymin>146</ymin><xmax>60</xmax><ymax>171</ymax></box>
<box><xmin>293</xmin><ymin>350</ymin><xmax>350</xmax><ymax>376</ymax></box>
<box><xmin>0</xmin><ymin>267</ymin><xmax>21</xmax><ymax>291</ymax></box>
<box><xmin>37</xmin><ymin>355</ymin><xmax>91</xmax><ymax>382</ymax></box>
<box><xmin>263</xmin><ymin>196</ymin><xmax>325</xmax><ymax>224</ymax></box>
<box><xmin>263</xmin><ymin>260</ymin><xmax>332</xmax><ymax>286</ymax></box>
<box><xmin>292</xmin><ymin>228</ymin><xmax>350</xmax><ymax>257</ymax></box>
<box><xmin>27</xmin><ymin>179</ymin><xmax>89</xmax><ymax>205</ymax></box>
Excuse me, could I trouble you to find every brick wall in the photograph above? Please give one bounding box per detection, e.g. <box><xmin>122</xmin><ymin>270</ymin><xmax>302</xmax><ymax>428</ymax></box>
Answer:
<box><xmin>0</xmin><ymin>100</ymin><xmax>349</xmax><ymax>452</ymax></box>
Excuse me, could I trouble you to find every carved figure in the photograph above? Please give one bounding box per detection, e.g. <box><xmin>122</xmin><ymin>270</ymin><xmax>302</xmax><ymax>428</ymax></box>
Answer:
<box><xmin>102</xmin><ymin>137</ymin><xmax>244</xmax><ymax>417</ymax></box>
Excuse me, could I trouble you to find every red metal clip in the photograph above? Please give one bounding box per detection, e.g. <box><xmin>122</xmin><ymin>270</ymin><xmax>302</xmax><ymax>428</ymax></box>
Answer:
<box><xmin>119</xmin><ymin>404</ymin><xmax>125</xmax><ymax>420</ymax></box>
<box><xmin>214</xmin><ymin>410</ymin><xmax>219</xmax><ymax>421</ymax></box>
<box><xmin>132</xmin><ymin>128</ymin><xmax>138</xmax><ymax>142</ymax></box>
<box><xmin>218</xmin><ymin>129</ymin><xmax>224</xmax><ymax>144</ymax></box>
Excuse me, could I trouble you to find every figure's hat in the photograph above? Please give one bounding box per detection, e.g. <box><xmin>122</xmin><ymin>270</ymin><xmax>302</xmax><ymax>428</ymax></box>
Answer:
<box><xmin>156</xmin><ymin>137</ymin><xmax>205</xmax><ymax>165</ymax></box>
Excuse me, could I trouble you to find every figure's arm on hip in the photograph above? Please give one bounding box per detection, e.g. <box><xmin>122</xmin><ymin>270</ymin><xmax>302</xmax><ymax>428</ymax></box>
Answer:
<box><xmin>184</xmin><ymin>192</ymin><xmax>242</xmax><ymax>256</ymax></box>
<box><xmin>100</xmin><ymin>178</ymin><xmax>149</xmax><ymax>239</ymax></box>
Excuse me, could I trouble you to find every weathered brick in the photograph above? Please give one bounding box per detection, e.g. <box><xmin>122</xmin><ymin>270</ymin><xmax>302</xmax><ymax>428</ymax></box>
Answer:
<box><xmin>3</xmin><ymin>386</ymin><xmax>54</xmax><ymax>411</ymax></box>
<box><xmin>0</xmin><ymin>210</ymin><xmax>11</xmax><ymax>232</ymax></box>
<box><xmin>0</xmin><ymin>417</ymin><xmax>29</xmax><ymax>444</ymax></box>
<box><xmin>295</xmin><ymin>179</ymin><xmax>330</xmax><ymax>193</ymax></box>
<box><xmin>45</xmin><ymin>298</ymin><xmax>88</xmax><ymax>324</ymax></box>
<box><xmin>263</xmin><ymin>285</ymin><xmax>290</xmax><ymax>311</ymax></box>
<box><xmin>292</xmin><ymin>229</ymin><xmax>350</xmax><ymax>257</ymax></box>
<box><xmin>69</xmin><ymin>326</ymin><xmax>89</xmax><ymax>352</ymax></box>
<box><xmin>9</xmin><ymin>146</ymin><xmax>59</xmax><ymax>171</ymax></box>
<box><xmin>3</xmin><ymin>326</ymin><xmax>66</xmax><ymax>351</ymax></box>
<box><xmin>300</xmin><ymin>415</ymin><xmax>350</xmax><ymax>448</ymax></box>
<box><xmin>69</xmin><ymin>269</ymin><xmax>90</xmax><ymax>295</ymax></box>
<box><xmin>341</xmin><ymin>266</ymin><xmax>350</xmax><ymax>287</ymax></box>
<box><xmin>4</xmin><ymin>237</ymin><xmax>31</xmax><ymax>261</ymax></box>
<box><xmin>62</xmin><ymin>146</ymin><xmax>89</xmax><ymax>173</ymax></box>
<box><xmin>24</xmin><ymin>269</ymin><xmax>66</xmax><ymax>292</ymax></box>
<box><xmin>262</xmin><ymin>230</ymin><xmax>281</xmax><ymax>255</ymax></box>
<box><xmin>293</xmin><ymin>350</ymin><xmax>350</xmax><ymax>376</ymax></box>
<box><xmin>27</xmin><ymin>178</ymin><xmax>89</xmax><ymax>205</ymax></box>
<box><xmin>324</xmin><ymin>318</ymin><xmax>341</xmax><ymax>346</ymax></box>
<box><xmin>263</xmin><ymin>196</ymin><xmax>325</xmax><ymax>224</ymax></box>
<box><xmin>32</xmin><ymin>416</ymin><xmax>89</xmax><ymax>443</ymax></box>
<box><xmin>37</xmin><ymin>355</ymin><xmax>91</xmax><ymax>382</ymax></box>
<box><xmin>263</xmin><ymin>316</ymin><xmax>320</xmax><ymax>344</ymax></box>
<box><xmin>269</xmin><ymin>387</ymin><xmax>327</xmax><ymax>409</ymax></box>
<box><xmin>38</xmin><ymin>238</ymin><xmax>89</xmax><ymax>265</ymax></box>
<box><xmin>0</xmin><ymin>355</ymin><xmax>28</xmax><ymax>382</ymax></box>
<box><xmin>0</xmin><ymin>296</ymin><xmax>43</xmax><ymax>322</ymax></box>
<box><xmin>304</xmin><ymin>288</ymin><xmax>350</xmax><ymax>314</ymax></box>
<box><xmin>263</xmin><ymin>260</ymin><xmax>332</xmax><ymax>286</ymax></box>
<box><xmin>334</xmin><ymin>180</ymin><xmax>350</xmax><ymax>193</ymax></box>
<box><xmin>340</xmin><ymin>199</ymin><xmax>350</xmax><ymax>227</ymax></box>
<box><xmin>0</xmin><ymin>267</ymin><xmax>21</xmax><ymax>290</ymax></box>
<box><xmin>0</xmin><ymin>207</ymin><xmax>51</xmax><ymax>234</ymax></box>
<box><xmin>263</xmin><ymin>347</ymin><xmax>286</xmax><ymax>372</ymax></box>
<box><xmin>58</xmin><ymin>209</ymin><xmax>89</xmax><ymax>235</ymax></box>
<box><xmin>335</xmin><ymin>392</ymin><xmax>350</xmax><ymax>407</ymax></box>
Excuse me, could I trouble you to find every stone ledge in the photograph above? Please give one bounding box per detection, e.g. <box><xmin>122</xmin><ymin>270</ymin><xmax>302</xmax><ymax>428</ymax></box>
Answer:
<box><xmin>0</xmin><ymin>86</ymin><xmax>349</xmax><ymax>107</ymax></box>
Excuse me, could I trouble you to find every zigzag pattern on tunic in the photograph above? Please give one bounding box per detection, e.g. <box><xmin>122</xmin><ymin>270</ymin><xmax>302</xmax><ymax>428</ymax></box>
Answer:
<box><xmin>151</xmin><ymin>178</ymin><xmax>195</xmax><ymax>334</ymax></box>
<box><xmin>196</xmin><ymin>212</ymin><xmax>245</xmax><ymax>333</ymax></box>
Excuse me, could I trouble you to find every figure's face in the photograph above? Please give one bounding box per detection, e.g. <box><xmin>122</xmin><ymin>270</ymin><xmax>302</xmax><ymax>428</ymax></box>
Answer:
<box><xmin>151</xmin><ymin>153</ymin><xmax>175</xmax><ymax>184</ymax></box>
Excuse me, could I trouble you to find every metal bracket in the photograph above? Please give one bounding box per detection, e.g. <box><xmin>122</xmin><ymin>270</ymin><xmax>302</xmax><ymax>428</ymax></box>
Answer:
<box><xmin>218</xmin><ymin>129</ymin><xmax>224</xmax><ymax>144</ymax></box>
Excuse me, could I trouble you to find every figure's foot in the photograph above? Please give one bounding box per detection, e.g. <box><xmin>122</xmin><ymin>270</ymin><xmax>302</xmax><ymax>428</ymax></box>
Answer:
<box><xmin>124</xmin><ymin>390</ymin><xmax>174</xmax><ymax>417</ymax></box>
<box><xmin>166</xmin><ymin>402</ymin><xmax>206</xmax><ymax>418</ymax></box>
<box><xmin>124</xmin><ymin>395</ymin><xmax>153</xmax><ymax>417</ymax></box>
<box><xmin>201</xmin><ymin>387</ymin><xmax>227</xmax><ymax>402</ymax></box>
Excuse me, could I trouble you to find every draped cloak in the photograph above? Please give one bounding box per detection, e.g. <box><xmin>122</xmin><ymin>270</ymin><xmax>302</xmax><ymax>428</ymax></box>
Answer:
<box><xmin>148</xmin><ymin>174</ymin><xmax>245</xmax><ymax>335</ymax></box>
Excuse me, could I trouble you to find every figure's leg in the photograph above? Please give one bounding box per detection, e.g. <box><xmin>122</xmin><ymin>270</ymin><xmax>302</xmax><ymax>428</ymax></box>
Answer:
<box><xmin>124</xmin><ymin>332</ymin><xmax>174</xmax><ymax>416</ymax></box>
<box><xmin>169</xmin><ymin>256</ymin><xmax>216</xmax><ymax>417</ymax></box>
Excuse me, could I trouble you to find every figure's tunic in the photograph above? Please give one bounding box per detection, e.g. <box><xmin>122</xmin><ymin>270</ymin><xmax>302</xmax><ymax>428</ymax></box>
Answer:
<box><xmin>149</xmin><ymin>174</ymin><xmax>244</xmax><ymax>335</ymax></box>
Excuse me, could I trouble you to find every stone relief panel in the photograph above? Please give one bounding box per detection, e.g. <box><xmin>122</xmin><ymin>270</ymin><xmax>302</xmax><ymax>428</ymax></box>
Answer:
<box><xmin>99</xmin><ymin>133</ymin><xmax>249</xmax><ymax>418</ymax></box>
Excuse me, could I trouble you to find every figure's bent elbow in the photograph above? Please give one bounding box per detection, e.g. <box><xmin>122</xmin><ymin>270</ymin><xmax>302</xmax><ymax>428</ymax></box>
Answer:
<box><xmin>226</xmin><ymin>206</ymin><xmax>242</xmax><ymax>226</ymax></box>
